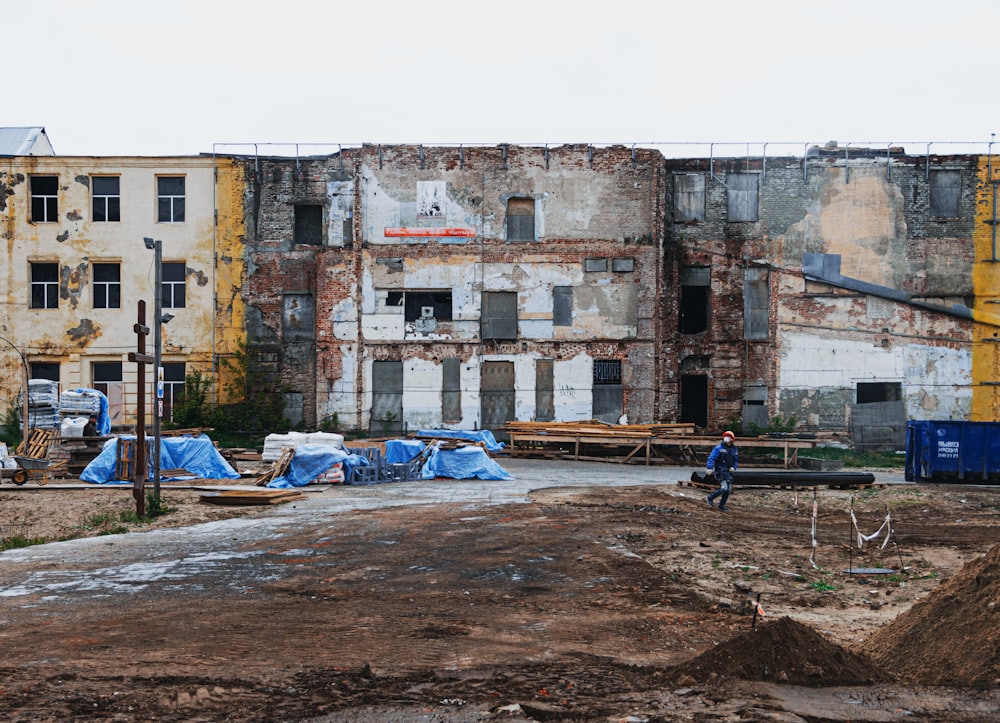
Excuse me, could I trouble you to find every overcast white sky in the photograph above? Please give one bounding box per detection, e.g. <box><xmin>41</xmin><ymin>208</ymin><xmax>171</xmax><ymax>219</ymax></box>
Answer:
<box><xmin>6</xmin><ymin>0</ymin><xmax>998</xmax><ymax>158</ymax></box>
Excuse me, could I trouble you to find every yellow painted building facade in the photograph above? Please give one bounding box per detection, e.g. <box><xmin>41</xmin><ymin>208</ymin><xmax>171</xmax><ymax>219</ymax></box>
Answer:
<box><xmin>0</xmin><ymin>155</ymin><xmax>245</xmax><ymax>428</ymax></box>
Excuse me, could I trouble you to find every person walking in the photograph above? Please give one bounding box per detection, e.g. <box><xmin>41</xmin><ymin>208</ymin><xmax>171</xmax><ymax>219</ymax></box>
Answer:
<box><xmin>706</xmin><ymin>431</ymin><xmax>738</xmax><ymax>511</ymax></box>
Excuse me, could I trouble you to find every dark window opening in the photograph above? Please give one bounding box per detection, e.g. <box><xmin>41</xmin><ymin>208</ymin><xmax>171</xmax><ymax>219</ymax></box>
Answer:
<box><xmin>92</xmin><ymin>176</ymin><xmax>121</xmax><ymax>222</ymax></box>
<box><xmin>30</xmin><ymin>362</ymin><xmax>59</xmax><ymax>382</ymax></box>
<box><xmin>386</xmin><ymin>291</ymin><xmax>453</xmax><ymax>321</ymax></box>
<box><xmin>162</xmin><ymin>262</ymin><xmax>186</xmax><ymax>308</ymax></box>
<box><xmin>593</xmin><ymin>359</ymin><xmax>622</xmax><ymax>385</ymax></box>
<box><xmin>93</xmin><ymin>263</ymin><xmax>121</xmax><ymax>309</ymax></box>
<box><xmin>680</xmin><ymin>374</ymin><xmax>708</xmax><ymax>429</ymax></box>
<box><xmin>30</xmin><ymin>175</ymin><xmax>58</xmax><ymax>223</ymax></box>
<box><xmin>294</xmin><ymin>204</ymin><xmax>324</xmax><ymax>245</ymax></box>
<box><xmin>679</xmin><ymin>267</ymin><xmax>710</xmax><ymax>334</ymax></box>
<box><xmin>30</xmin><ymin>262</ymin><xmax>59</xmax><ymax>309</ymax></box>
<box><xmin>157</xmin><ymin>176</ymin><xmax>185</xmax><ymax>223</ymax></box>
<box><xmin>857</xmin><ymin>382</ymin><xmax>902</xmax><ymax>404</ymax></box>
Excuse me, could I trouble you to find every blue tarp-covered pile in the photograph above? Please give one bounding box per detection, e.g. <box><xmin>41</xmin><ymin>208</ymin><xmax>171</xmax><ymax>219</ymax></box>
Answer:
<box><xmin>386</xmin><ymin>439</ymin><xmax>512</xmax><ymax>481</ymax></box>
<box><xmin>416</xmin><ymin>429</ymin><xmax>505</xmax><ymax>452</ymax></box>
<box><xmin>81</xmin><ymin>434</ymin><xmax>241</xmax><ymax>484</ymax></box>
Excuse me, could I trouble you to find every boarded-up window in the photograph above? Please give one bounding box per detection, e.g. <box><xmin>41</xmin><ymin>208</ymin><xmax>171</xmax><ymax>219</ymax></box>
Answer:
<box><xmin>727</xmin><ymin>173</ymin><xmax>759</xmax><ymax>222</ymax></box>
<box><xmin>553</xmin><ymin>286</ymin><xmax>572</xmax><ymax>326</ymax></box>
<box><xmin>930</xmin><ymin>170</ymin><xmax>961</xmax><ymax>218</ymax></box>
<box><xmin>744</xmin><ymin>266</ymin><xmax>769</xmax><ymax>340</ymax></box>
<box><xmin>584</xmin><ymin>258</ymin><xmax>607</xmax><ymax>272</ymax></box>
<box><xmin>371</xmin><ymin>360</ymin><xmax>403</xmax><ymax>435</ymax></box>
<box><xmin>506</xmin><ymin>197</ymin><xmax>535</xmax><ymax>242</ymax></box>
<box><xmin>294</xmin><ymin>205</ymin><xmax>324</xmax><ymax>244</ymax></box>
<box><xmin>482</xmin><ymin>291</ymin><xmax>518</xmax><ymax>340</ymax></box>
<box><xmin>442</xmin><ymin>357</ymin><xmax>461</xmax><ymax>423</ymax></box>
<box><xmin>679</xmin><ymin>267</ymin><xmax>710</xmax><ymax>335</ymax></box>
<box><xmin>535</xmin><ymin>359</ymin><xmax>554</xmax><ymax>422</ymax></box>
<box><xmin>673</xmin><ymin>173</ymin><xmax>705</xmax><ymax>222</ymax></box>
<box><xmin>283</xmin><ymin>293</ymin><xmax>315</xmax><ymax>341</ymax></box>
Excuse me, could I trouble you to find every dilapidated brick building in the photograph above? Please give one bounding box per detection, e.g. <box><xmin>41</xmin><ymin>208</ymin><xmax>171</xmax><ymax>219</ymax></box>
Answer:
<box><xmin>234</xmin><ymin>141</ymin><xmax>999</xmax><ymax>446</ymax></box>
<box><xmin>239</xmin><ymin>144</ymin><xmax>663</xmax><ymax>435</ymax></box>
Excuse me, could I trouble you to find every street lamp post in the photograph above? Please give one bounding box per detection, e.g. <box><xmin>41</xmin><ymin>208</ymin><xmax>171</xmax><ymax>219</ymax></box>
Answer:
<box><xmin>144</xmin><ymin>237</ymin><xmax>164</xmax><ymax>502</ymax></box>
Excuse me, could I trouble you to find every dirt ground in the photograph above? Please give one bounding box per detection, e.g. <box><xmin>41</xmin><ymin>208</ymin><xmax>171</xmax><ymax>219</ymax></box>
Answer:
<box><xmin>0</xmin><ymin>462</ymin><xmax>997</xmax><ymax>722</ymax></box>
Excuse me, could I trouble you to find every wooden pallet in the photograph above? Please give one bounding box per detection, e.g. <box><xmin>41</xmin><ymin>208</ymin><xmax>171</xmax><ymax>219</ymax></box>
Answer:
<box><xmin>16</xmin><ymin>428</ymin><xmax>55</xmax><ymax>459</ymax></box>
<box><xmin>254</xmin><ymin>448</ymin><xmax>294</xmax><ymax>486</ymax></box>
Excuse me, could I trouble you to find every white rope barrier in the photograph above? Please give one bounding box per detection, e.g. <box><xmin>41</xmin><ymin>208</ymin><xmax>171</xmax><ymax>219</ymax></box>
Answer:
<box><xmin>850</xmin><ymin>509</ymin><xmax>893</xmax><ymax>551</ymax></box>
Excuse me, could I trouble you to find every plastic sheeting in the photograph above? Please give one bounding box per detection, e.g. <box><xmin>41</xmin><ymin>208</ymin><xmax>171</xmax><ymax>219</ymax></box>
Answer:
<box><xmin>416</xmin><ymin>429</ymin><xmax>505</xmax><ymax>452</ymax></box>
<box><xmin>265</xmin><ymin>445</ymin><xmax>356</xmax><ymax>489</ymax></box>
<box><xmin>422</xmin><ymin>445</ymin><xmax>512</xmax><ymax>480</ymax></box>
<box><xmin>384</xmin><ymin>440</ymin><xmax>512</xmax><ymax>481</ymax></box>
<box><xmin>81</xmin><ymin>434</ymin><xmax>241</xmax><ymax>484</ymax></box>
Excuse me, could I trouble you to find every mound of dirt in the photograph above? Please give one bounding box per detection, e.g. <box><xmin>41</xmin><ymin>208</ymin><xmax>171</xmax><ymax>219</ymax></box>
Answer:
<box><xmin>671</xmin><ymin>616</ymin><xmax>889</xmax><ymax>687</ymax></box>
<box><xmin>866</xmin><ymin>542</ymin><xmax>1000</xmax><ymax>687</ymax></box>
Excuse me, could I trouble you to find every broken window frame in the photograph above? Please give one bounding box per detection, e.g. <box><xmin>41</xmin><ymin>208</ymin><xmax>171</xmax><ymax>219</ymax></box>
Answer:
<box><xmin>30</xmin><ymin>262</ymin><xmax>59</xmax><ymax>309</ymax></box>
<box><xmin>161</xmin><ymin>262</ymin><xmax>186</xmax><ymax>309</ymax></box>
<box><xmin>385</xmin><ymin>291</ymin><xmax>454</xmax><ymax>322</ymax></box>
<box><xmin>294</xmin><ymin>204</ymin><xmax>324</xmax><ymax>245</ymax></box>
<box><xmin>679</xmin><ymin>266</ymin><xmax>710</xmax><ymax>335</ymax></box>
<box><xmin>157</xmin><ymin>176</ymin><xmax>185</xmax><ymax>223</ymax></box>
<box><xmin>91</xmin><ymin>176</ymin><xmax>121</xmax><ymax>223</ymax></box>
<box><xmin>30</xmin><ymin>175</ymin><xmax>58</xmax><ymax>223</ymax></box>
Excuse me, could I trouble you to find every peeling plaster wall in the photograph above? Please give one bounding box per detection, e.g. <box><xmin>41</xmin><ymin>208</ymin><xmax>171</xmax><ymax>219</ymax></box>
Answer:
<box><xmin>351</xmin><ymin>144</ymin><xmax>660</xmax><ymax>431</ymax></box>
<box><xmin>663</xmin><ymin>150</ymin><xmax>980</xmax><ymax>436</ymax></box>
<box><xmin>0</xmin><ymin>155</ymin><xmax>227</xmax><ymax>426</ymax></box>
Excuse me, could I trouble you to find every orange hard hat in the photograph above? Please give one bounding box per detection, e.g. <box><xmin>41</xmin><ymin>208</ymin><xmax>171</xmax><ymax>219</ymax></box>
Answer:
<box><xmin>722</xmin><ymin>431</ymin><xmax>735</xmax><ymax>441</ymax></box>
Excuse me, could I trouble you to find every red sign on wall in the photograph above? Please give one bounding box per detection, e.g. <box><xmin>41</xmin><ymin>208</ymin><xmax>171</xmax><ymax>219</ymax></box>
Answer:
<box><xmin>384</xmin><ymin>227</ymin><xmax>476</xmax><ymax>238</ymax></box>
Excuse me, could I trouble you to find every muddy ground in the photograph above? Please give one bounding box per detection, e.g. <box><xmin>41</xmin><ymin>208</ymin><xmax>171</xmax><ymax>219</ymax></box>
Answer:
<box><xmin>0</xmin><ymin>459</ymin><xmax>997</xmax><ymax>722</ymax></box>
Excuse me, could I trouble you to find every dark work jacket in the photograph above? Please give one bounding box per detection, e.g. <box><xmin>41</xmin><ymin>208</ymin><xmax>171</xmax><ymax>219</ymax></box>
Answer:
<box><xmin>706</xmin><ymin>442</ymin><xmax>738</xmax><ymax>481</ymax></box>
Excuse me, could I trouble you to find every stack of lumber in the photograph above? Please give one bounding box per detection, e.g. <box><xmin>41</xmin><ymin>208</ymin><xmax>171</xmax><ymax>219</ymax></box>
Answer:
<box><xmin>504</xmin><ymin>421</ymin><xmax>695</xmax><ymax>438</ymax></box>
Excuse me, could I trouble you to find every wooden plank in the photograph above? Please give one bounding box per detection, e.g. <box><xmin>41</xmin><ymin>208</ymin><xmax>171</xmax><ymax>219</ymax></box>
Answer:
<box><xmin>200</xmin><ymin>489</ymin><xmax>305</xmax><ymax>506</ymax></box>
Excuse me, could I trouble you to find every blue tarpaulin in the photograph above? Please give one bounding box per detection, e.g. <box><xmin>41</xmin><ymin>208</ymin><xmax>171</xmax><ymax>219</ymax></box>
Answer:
<box><xmin>265</xmin><ymin>445</ymin><xmax>357</xmax><ymax>488</ymax></box>
<box><xmin>416</xmin><ymin>429</ymin><xmax>505</xmax><ymax>451</ymax></box>
<box><xmin>385</xmin><ymin>439</ymin><xmax>512</xmax><ymax>480</ymax></box>
<box><xmin>81</xmin><ymin>434</ymin><xmax>241</xmax><ymax>484</ymax></box>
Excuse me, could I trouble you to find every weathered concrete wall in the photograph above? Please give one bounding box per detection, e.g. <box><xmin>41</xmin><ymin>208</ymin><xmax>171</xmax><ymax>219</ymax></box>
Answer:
<box><xmin>663</xmin><ymin>149</ymin><xmax>981</xmax><ymax>436</ymax></box>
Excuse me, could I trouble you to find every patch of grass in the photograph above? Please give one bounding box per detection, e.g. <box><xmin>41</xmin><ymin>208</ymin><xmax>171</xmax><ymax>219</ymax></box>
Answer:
<box><xmin>809</xmin><ymin>579</ymin><xmax>838</xmax><ymax>592</ymax></box>
<box><xmin>799</xmin><ymin>447</ymin><xmax>904</xmax><ymax>469</ymax></box>
<box><xmin>0</xmin><ymin>532</ymin><xmax>48</xmax><ymax>551</ymax></box>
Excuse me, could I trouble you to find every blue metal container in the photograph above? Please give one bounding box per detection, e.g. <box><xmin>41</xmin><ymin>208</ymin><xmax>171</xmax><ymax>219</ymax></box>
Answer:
<box><xmin>905</xmin><ymin>420</ymin><xmax>1000</xmax><ymax>482</ymax></box>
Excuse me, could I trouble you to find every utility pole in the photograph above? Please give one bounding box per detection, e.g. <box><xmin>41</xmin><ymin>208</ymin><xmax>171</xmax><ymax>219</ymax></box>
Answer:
<box><xmin>144</xmin><ymin>237</ymin><xmax>164</xmax><ymax>504</ymax></box>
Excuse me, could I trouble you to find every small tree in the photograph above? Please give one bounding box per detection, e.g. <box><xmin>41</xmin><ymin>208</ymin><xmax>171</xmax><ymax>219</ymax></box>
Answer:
<box><xmin>167</xmin><ymin>370</ymin><xmax>213</xmax><ymax>429</ymax></box>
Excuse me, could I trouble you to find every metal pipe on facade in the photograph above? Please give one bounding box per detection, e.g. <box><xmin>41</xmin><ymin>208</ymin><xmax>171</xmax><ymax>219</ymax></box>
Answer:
<box><xmin>803</xmin><ymin>143</ymin><xmax>810</xmax><ymax>182</ymax></box>
<box><xmin>845</xmin><ymin>143</ymin><xmax>851</xmax><ymax>184</ymax></box>
<box><xmin>926</xmin><ymin>142</ymin><xmax>933</xmax><ymax>180</ymax></box>
<box><xmin>762</xmin><ymin>143</ymin><xmax>768</xmax><ymax>182</ymax></box>
<box><xmin>886</xmin><ymin>142</ymin><xmax>893</xmax><ymax>181</ymax></box>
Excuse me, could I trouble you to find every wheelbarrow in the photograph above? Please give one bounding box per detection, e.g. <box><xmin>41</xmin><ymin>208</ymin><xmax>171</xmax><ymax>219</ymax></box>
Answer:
<box><xmin>10</xmin><ymin>456</ymin><xmax>56</xmax><ymax>486</ymax></box>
